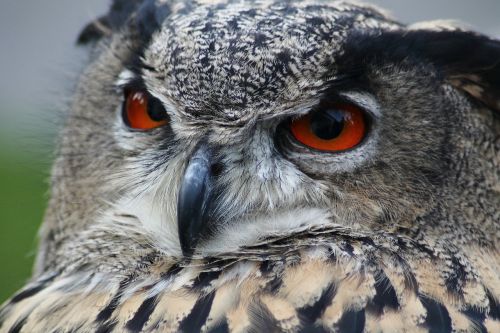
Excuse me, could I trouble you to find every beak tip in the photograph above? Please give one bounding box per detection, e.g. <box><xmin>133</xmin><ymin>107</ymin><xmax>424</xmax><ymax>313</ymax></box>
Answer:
<box><xmin>177</xmin><ymin>143</ymin><xmax>212</xmax><ymax>257</ymax></box>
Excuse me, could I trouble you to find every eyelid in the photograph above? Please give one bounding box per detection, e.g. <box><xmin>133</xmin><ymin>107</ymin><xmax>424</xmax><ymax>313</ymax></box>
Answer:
<box><xmin>115</xmin><ymin>69</ymin><xmax>135</xmax><ymax>87</ymax></box>
<box><xmin>114</xmin><ymin>69</ymin><xmax>144</xmax><ymax>93</ymax></box>
<box><xmin>337</xmin><ymin>91</ymin><xmax>381</xmax><ymax>119</ymax></box>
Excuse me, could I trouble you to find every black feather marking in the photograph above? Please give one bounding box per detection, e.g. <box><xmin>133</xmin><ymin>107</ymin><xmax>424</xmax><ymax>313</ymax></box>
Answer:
<box><xmin>178</xmin><ymin>292</ymin><xmax>216</xmax><ymax>333</ymax></box>
<box><xmin>335</xmin><ymin>309</ymin><xmax>365</xmax><ymax>333</ymax></box>
<box><xmin>95</xmin><ymin>320</ymin><xmax>118</xmax><ymax>333</ymax></box>
<box><xmin>444</xmin><ymin>256</ymin><xmax>467</xmax><ymax>295</ymax></box>
<box><xmin>96</xmin><ymin>298</ymin><xmax>120</xmax><ymax>323</ymax></box>
<box><xmin>265</xmin><ymin>277</ymin><xmax>283</xmax><ymax>294</ymax></box>
<box><xmin>327</xmin><ymin>248</ymin><xmax>337</xmax><ymax>262</ymax></box>
<box><xmin>191</xmin><ymin>270</ymin><xmax>222</xmax><ymax>291</ymax></box>
<box><xmin>368</xmin><ymin>271</ymin><xmax>400</xmax><ymax>315</ymax></box>
<box><xmin>260</xmin><ymin>260</ymin><xmax>274</xmax><ymax>274</ymax></box>
<box><xmin>125</xmin><ymin>295</ymin><xmax>158</xmax><ymax>332</ymax></box>
<box><xmin>298</xmin><ymin>283</ymin><xmax>337</xmax><ymax>324</ymax></box>
<box><xmin>391</xmin><ymin>255</ymin><xmax>419</xmax><ymax>293</ymax></box>
<box><xmin>487</xmin><ymin>290</ymin><xmax>500</xmax><ymax>320</ymax></box>
<box><xmin>207</xmin><ymin>318</ymin><xmax>229</xmax><ymax>333</ymax></box>
<box><xmin>96</xmin><ymin>279</ymin><xmax>129</xmax><ymax>322</ymax></box>
<box><xmin>413</xmin><ymin>241</ymin><xmax>436</xmax><ymax>258</ymax></box>
<box><xmin>340</xmin><ymin>242</ymin><xmax>355</xmax><ymax>256</ymax></box>
<box><xmin>462</xmin><ymin>306</ymin><xmax>486</xmax><ymax>322</ymax></box>
<box><xmin>462</xmin><ymin>307</ymin><xmax>487</xmax><ymax>333</ymax></box>
<box><xmin>8</xmin><ymin>316</ymin><xmax>28</xmax><ymax>333</ymax></box>
<box><xmin>9</xmin><ymin>285</ymin><xmax>46</xmax><ymax>304</ymax></box>
<box><xmin>248</xmin><ymin>301</ymin><xmax>280</xmax><ymax>333</ymax></box>
<box><xmin>261</xmin><ymin>261</ymin><xmax>284</xmax><ymax>294</ymax></box>
<box><xmin>8</xmin><ymin>274</ymin><xmax>55</xmax><ymax>305</ymax></box>
<box><xmin>419</xmin><ymin>294</ymin><xmax>452</xmax><ymax>333</ymax></box>
<box><xmin>161</xmin><ymin>263</ymin><xmax>183</xmax><ymax>279</ymax></box>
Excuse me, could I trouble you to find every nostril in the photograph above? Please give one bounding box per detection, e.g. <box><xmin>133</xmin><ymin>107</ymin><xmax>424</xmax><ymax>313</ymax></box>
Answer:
<box><xmin>210</xmin><ymin>162</ymin><xmax>224</xmax><ymax>178</ymax></box>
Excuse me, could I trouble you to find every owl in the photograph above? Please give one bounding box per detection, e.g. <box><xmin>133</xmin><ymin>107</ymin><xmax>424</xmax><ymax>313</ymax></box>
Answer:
<box><xmin>1</xmin><ymin>0</ymin><xmax>499</xmax><ymax>332</ymax></box>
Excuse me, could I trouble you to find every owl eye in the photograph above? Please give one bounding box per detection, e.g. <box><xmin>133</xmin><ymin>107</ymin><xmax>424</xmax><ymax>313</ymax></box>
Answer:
<box><xmin>123</xmin><ymin>90</ymin><xmax>169</xmax><ymax>130</ymax></box>
<box><xmin>290</xmin><ymin>102</ymin><xmax>367</xmax><ymax>152</ymax></box>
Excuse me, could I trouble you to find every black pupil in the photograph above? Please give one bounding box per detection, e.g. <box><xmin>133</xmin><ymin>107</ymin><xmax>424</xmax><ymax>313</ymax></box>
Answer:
<box><xmin>147</xmin><ymin>97</ymin><xmax>167</xmax><ymax>122</ymax></box>
<box><xmin>310</xmin><ymin>108</ymin><xmax>345</xmax><ymax>140</ymax></box>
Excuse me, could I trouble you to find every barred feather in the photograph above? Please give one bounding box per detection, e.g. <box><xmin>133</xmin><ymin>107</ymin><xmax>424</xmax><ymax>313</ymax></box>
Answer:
<box><xmin>1</xmin><ymin>227</ymin><xmax>499</xmax><ymax>332</ymax></box>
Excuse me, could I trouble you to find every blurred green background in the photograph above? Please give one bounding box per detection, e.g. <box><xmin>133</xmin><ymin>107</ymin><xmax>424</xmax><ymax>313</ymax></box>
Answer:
<box><xmin>0</xmin><ymin>137</ymin><xmax>49</xmax><ymax>302</ymax></box>
<box><xmin>0</xmin><ymin>0</ymin><xmax>108</xmax><ymax>303</ymax></box>
<box><xmin>0</xmin><ymin>0</ymin><xmax>498</xmax><ymax>304</ymax></box>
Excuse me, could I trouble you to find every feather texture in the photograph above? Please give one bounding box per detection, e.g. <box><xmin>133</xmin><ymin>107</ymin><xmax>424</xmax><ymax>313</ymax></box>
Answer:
<box><xmin>2</xmin><ymin>226</ymin><xmax>499</xmax><ymax>332</ymax></box>
<box><xmin>2</xmin><ymin>1</ymin><xmax>499</xmax><ymax>332</ymax></box>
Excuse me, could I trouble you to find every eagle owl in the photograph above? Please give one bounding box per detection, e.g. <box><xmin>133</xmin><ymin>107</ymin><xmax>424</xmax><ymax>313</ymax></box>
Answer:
<box><xmin>1</xmin><ymin>0</ymin><xmax>499</xmax><ymax>332</ymax></box>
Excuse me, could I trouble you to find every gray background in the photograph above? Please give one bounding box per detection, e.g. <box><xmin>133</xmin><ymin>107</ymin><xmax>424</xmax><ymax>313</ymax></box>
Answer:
<box><xmin>0</xmin><ymin>0</ymin><xmax>499</xmax><ymax>123</ymax></box>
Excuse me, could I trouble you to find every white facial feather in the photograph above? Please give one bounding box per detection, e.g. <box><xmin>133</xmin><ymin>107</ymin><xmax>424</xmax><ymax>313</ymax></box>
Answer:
<box><xmin>200</xmin><ymin>208</ymin><xmax>333</xmax><ymax>255</ymax></box>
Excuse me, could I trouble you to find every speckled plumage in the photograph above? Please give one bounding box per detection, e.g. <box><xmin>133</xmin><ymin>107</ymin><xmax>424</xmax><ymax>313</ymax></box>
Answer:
<box><xmin>1</xmin><ymin>1</ymin><xmax>499</xmax><ymax>332</ymax></box>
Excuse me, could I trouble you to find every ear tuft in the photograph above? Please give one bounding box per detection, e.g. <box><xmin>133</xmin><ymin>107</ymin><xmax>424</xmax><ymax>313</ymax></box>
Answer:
<box><xmin>77</xmin><ymin>0</ymin><xmax>144</xmax><ymax>45</ymax></box>
<box><xmin>343</xmin><ymin>29</ymin><xmax>500</xmax><ymax>114</ymax></box>
<box><xmin>430</xmin><ymin>31</ymin><xmax>500</xmax><ymax>113</ymax></box>
<box><xmin>77</xmin><ymin>0</ymin><xmax>173</xmax><ymax>46</ymax></box>
<box><xmin>77</xmin><ymin>16</ymin><xmax>112</xmax><ymax>45</ymax></box>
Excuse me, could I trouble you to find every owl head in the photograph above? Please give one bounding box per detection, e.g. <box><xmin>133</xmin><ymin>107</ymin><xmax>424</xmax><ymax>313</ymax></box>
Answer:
<box><xmin>36</xmin><ymin>0</ymin><xmax>499</xmax><ymax>274</ymax></box>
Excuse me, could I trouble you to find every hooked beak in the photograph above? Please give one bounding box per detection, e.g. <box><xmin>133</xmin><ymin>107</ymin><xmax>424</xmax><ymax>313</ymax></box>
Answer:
<box><xmin>177</xmin><ymin>143</ymin><xmax>213</xmax><ymax>256</ymax></box>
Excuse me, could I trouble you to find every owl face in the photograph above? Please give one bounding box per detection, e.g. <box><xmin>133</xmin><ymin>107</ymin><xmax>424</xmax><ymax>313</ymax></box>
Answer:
<box><xmin>41</xmin><ymin>0</ymin><xmax>499</xmax><ymax>270</ymax></box>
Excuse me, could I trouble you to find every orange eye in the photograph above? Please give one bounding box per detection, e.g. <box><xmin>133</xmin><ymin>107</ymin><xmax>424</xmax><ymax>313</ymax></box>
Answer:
<box><xmin>123</xmin><ymin>90</ymin><xmax>168</xmax><ymax>130</ymax></box>
<box><xmin>290</xmin><ymin>103</ymin><xmax>367</xmax><ymax>152</ymax></box>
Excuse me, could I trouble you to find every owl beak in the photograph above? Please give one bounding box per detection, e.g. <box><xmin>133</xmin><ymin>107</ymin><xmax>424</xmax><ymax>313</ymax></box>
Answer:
<box><xmin>177</xmin><ymin>143</ymin><xmax>212</xmax><ymax>257</ymax></box>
